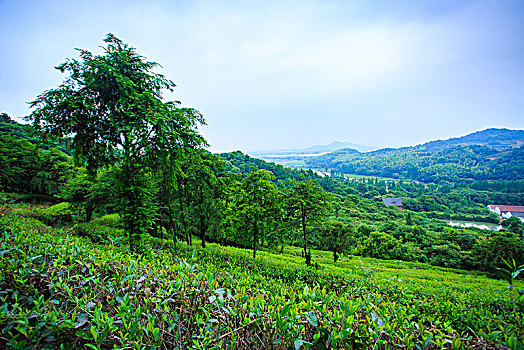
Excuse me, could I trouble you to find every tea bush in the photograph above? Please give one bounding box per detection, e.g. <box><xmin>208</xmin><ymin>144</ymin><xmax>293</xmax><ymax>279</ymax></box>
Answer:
<box><xmin>1</xmin><ymin>214</ymin><xmax>522</xmax><ymax>349</ymax></box>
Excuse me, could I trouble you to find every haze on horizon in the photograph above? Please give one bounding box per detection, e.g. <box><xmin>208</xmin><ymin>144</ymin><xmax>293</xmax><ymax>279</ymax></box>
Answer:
<box><xmin>1</xmin><ymin>0</ymin><xmax>523</xmax><ymax>153</ymax></box>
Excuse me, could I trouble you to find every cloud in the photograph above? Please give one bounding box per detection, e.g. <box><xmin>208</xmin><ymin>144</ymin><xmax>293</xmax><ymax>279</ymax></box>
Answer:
<box><xmin>1</xmin><ymin>0</ymin><xmax>523</xmax><ymax>152</ymax></box>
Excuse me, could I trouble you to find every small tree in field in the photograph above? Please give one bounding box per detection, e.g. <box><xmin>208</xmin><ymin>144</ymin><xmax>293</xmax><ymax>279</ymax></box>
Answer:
<box><xmin>284</xmin><ymin>179</ymin><xmax>328</xmax><ymax>266</ymax></box>
<box><xmin>29</xmin><ymin>34</ymin><xmax>206</xmax><ymax>251</ymax></box>
<box><xmin>237</xmin><ymin>168</ymin><xmax>279</xmax><ymax>259</ymax></box>
<box><xmin>319</xmin><ymin>221</ymin><xmax>353</xmax><ymax>263</ymax></box>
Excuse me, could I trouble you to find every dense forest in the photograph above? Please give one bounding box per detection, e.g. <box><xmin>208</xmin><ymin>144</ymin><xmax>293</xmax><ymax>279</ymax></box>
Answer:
<box><xmin>306</xmin><ymin>131</ymin><xmax>524</xmax><ymax>183</ymax></box>
<box><xmin>1</xmin><ymin>35</ymin><xmax>523</xmax><ymax>349</ymax></box>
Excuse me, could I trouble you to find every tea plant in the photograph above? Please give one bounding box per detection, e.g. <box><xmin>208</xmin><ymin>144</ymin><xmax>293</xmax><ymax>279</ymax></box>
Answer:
<box><xmin>1</xmin><ymin>214</ymin><xmax>522</xmax><ymax>349</ymax></box>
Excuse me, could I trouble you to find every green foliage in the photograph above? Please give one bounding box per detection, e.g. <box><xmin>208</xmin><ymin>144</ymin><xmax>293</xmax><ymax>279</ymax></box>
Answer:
<box><xmin>0</xmin><ymin>135</ymin><xmax>73</xmax><ymax>197</ymax></box>
<box><xmin>1</xmin><ymin>214</ymin><xmax>522</xmax><ymax>349</ymax></box>
<box><xmin>74</xmin><ymin>221</ymin><xmax>124</xmax><ymax>245</ymax></box>
<box><xmin>0</xmin><ymin>112</ymin><xmax>30</xmax><ymax>140</ymax></box>
<box><xmin>505</xmin><ymin>216</ymin><xmax>524</xmax><ymax>235</ymax></box>
<box><xmin>236</xmin><ymin>168</ymin><xmax>280</xmax><ymax>258</ymax></box>
<box><xmin>221</xmin><ymin>151</ymin><xmax>319</xmax><ymax>186</ymax></box>
<box><xmin>360</xmin><ymin>231</ymin><xmax>405</xmax><ymax>260</ymax></box>
<box><xmin>16</xmin><ymin>202</ymin><xmax>73</xmax><ymax>227</ymax></box>
<box><xmin>28</xmin><ymin>34</ymin><xmax>206</xmax><ymax>251</ymax></box>
<box><xmin>92</xmin><ymin>213</ymin><xmax>122</xmax><ymax>228</ymax></box>
<box><xmin>471</xmin><ymin>231</ymin><xmax>524</xmax><ymax>274</ymax></box>
<box><xmin>306</xmin><ymin>143</ymin><xmax>524</xmax><ymax>183</ymax></box>
<box><xmin>317</xmin><ymin>221</ymin><xmax>353</xmax><ymax>262</ymax></box>
<box><xmin>284</xmin><ymin>179</ymin><xmax>329</xmax><ymax>266</ymax></box>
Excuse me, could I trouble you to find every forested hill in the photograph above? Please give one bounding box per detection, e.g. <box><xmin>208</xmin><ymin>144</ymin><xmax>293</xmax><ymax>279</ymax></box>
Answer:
<box><xmin>220</xmin><ymin>151</ymin><xmax>319</xmax><ymax>183</ymax></box>
<box><xmin>305</xmin><ymin>128</ymin><xmax>524</xmax><ymax>183</ymax></box>
<box><xmin>417</xmin><ymin>128</ymin><xmax>524</xmax><ymax>151</ymax></box>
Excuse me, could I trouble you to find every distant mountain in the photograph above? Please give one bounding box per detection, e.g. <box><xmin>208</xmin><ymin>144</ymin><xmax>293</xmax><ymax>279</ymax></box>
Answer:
<box><xmin>299</xmin><ymin>141</ymin><xmax>376</xmax><ymax>153</ymax></box>
<box><xmin>249</xmin><ymin>141</ymin><xmax>375</xmax><ymax>168</ymax></box>
<box><xmin>417</xmin><ymin>128</ymin><xmax>524</xmax><ymax>151</ymax></box>
<box><xmin>305</xmin><ymin>128</ymin><xmax>524</xmax><ymax>182</ymax></box>
<box><xmin>251</xmin><ymin>141</ymin><xmax>375</xmax><ymax>156</ymax></box>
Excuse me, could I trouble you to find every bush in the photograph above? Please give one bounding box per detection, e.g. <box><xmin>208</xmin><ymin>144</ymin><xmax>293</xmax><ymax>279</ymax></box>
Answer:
<box><xmin>37</xmin><ymin>202</ymin><xmax>73</xmax><ymax>226</ymax></box>
<box><xmin>471</xmin><ymin>230</ymin><xmax>524</xmax><ymax>276</ymax></box>
<box><xmin>74</xmin><ymin>221</ymin><xmax>125</xmax><ymax>245</ymax></box>
<box><xmin>93</xmin><ymin>213</ymin><xmax>122</xmax><ymax>228</ymax></box>
<box><xmin>15</xmin><ymin>202</ymin><xmax>73</xmax><ymax>226</ymax></box>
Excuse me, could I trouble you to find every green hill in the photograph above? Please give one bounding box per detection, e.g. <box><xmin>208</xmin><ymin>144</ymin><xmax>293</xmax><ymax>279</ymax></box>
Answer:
<box><xmin>1</xmin><ymin>213</ymin><xmax>522</xmax><ymax>349</ymax></box>
<box><xmin>306</xmin><ymin>129</ymin><xmax>524</xmax><ymax>182</ymax></box>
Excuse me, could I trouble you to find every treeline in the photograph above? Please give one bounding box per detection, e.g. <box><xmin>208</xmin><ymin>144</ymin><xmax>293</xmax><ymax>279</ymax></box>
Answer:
<box><xmin>220</xmin><ymin>151</ymin><xmax>319</xmax><ymax>185</ymax></box>
<box><xmin>0</xmin><ymin>135</ymin><xmax>73</xmax><ymax>197</ymax></box>
<box><xmin>3</xmin><ymin>116</ymin><xmax>524</xmax><ymax>275</ymax></box>
<box><xmin>306</xmin><ymin>143</ymin><xmax>524</xmax><ymax>183</ymax></box>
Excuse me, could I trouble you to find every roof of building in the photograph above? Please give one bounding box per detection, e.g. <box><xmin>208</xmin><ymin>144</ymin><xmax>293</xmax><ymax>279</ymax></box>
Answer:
<box><xmin>488</xmin><ymin>205</ymin><xmax>524</xmax><ymax>213</ymax></box>
<box><xmin>382</xmin><ymin>197</ymin><xmax>403</xmax><ymax>207</ymax></box>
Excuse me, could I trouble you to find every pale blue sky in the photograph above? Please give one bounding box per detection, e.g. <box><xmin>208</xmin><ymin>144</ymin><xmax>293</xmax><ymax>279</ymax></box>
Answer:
<box><xmin>1</xmin><ymin>0</ymin><xmax>523</xmax><ymax>152</ymax></box>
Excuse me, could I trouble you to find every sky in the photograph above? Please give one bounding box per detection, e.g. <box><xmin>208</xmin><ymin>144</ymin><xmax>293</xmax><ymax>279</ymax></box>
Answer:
<box><xmin>1</xmin><ymin>0</ymin><xmax>523</xmax><ymax>153</ymax></box>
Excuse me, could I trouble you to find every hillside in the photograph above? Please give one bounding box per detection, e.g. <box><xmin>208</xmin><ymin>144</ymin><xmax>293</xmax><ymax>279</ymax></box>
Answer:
<box><xmin>249</xmin><ymin>141</ymin><xmax>375</xmax><ymax>167</ymax></box>
<box><xmin>418</xmin><ymin>128</ymin><xmax>524</xmax><ymax>151</ymax></box>
<box><xmin>306</xmin><ymin>128</ymin><xmax>524</xmax><ymax>182</ymax></box>
<box><xmin>2</xmin><ymin>212</ymin><xmax>522</xmax><ymax>349</ymax></box>
<box><xmin>2</xmin><ymin>34</ymin><xmax>523</xmax><ymax>350</ymax></box>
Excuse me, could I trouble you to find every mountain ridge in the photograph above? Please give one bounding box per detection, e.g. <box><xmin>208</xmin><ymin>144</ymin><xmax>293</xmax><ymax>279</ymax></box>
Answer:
<box><xmin>304</xmin><ymin>128</ymin><xmax>524</xmax><ymax>182</ymax></box>
<box><xmin>250</xmin><ymin>141</ymin><xmax>375</xmax><ymax>156</ymax></box>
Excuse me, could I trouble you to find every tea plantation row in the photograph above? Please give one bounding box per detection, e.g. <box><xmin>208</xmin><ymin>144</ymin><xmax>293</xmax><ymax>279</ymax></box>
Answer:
<box><xmin>1</xmin><ymin>214</ymin><xmax>522</xmax><ymax>349</ymax></box>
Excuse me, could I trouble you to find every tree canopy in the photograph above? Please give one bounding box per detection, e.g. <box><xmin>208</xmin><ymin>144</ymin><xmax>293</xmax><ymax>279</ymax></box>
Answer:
<box><xmin>28</xmin><ymin>34</ymin><xmax>207</xmax><ymax>251</ymax></box>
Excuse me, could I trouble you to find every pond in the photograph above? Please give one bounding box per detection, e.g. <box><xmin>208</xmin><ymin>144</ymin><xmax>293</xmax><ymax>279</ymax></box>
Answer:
<box><xmin>443</xmin><ymin>219</ymin><xmax>502</xmax><ymax>231</ymax></box>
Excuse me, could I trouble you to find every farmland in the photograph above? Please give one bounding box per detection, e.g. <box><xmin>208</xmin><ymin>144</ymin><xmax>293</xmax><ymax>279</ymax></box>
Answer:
<box><xmin>1</xmin><ymin>213</ymin><xmax>522</xmax><ymax>349</ymax></box>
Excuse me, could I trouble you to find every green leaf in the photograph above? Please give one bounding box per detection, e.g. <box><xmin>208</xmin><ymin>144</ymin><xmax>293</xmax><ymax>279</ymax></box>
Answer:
<box><xmin>282</xmin><ymin>304</ymin><xmax>291</xmax><ymax>316</ymax></box>
<box><xmin>294</xmin><ymin>339</ymin><xmax>304</xmax><ymax>350</ymax></box>
<box><xmin>512</xmin><ymin>268</ymin><xmax>524</xmax><ymax>279</ymax></box>
<box><xmin>75</xmin><ymin>313</ymin><xmax>89</xmax><ymax>329</ymax></box>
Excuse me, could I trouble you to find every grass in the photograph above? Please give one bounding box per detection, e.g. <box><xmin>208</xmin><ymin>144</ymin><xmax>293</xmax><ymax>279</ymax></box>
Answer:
<box><xmin>1</xmin><ymin>213</ymin><xmax>523</xmax><ymax>349</ymax></box>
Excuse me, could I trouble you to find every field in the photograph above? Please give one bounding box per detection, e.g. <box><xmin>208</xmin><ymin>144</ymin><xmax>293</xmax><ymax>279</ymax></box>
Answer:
<box><xmin>1</xmin><ymin>213</ymin><xmax>523</xmax><ymax>349</ymax></box>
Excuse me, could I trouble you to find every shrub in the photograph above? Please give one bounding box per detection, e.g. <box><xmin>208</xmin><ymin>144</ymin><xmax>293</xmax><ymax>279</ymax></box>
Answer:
<box><xmin>471</xmin><ymin>230</ymin><xmax>524</xmax><ymax>276</ymax></box>
<box><xmin>14</xmin><ymin>201</ymin><xmax>73</xmax><ymax>226</ymax></box>
<box><xmin>93</xmin><ymin>213</ymin><xmax>122</xmax><ymax>228</ymax></box>
<box><xmin>74</xmin><ymin>221</ymin><xmax>124</xmax><ymax>245</ymax></box>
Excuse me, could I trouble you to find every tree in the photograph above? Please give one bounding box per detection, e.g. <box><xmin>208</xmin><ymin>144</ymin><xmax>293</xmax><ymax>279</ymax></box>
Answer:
<box><xmin>0</xmin><ymin>134</ymin><xmax>73</xmax><ymax>197</ymax></box>
<box><xmin>186</xmin><ymin>151</ymin><xmax>227</xmax><ymax>249</ymax></box>
<box><xmin>504</xmin><ymin>216</ymin><xmax>524</xmax><ymax>236</ymax></box>
<box><xmin>471</xmin><ymin>231</ymin><xmax>524</xmax><ymax>273</ymax></box>
<box><xmin>319</xmin><ymin>221</ymin><xmax>353</xmax><ymax>262</ymax></box>
<box><xmin>360</xmin><ymin>231</ymin><xmax>405</xmax><ymax>260</ymax></box>
<box><xmin>29</xmin><ymin>34</ymin><xmax>206</xmax><ymax>251</ymax></box>
<box><xmin>284</xmin><ymin>179</ymin><xmax>328</xmax><ymax>266</ymax></box>
<box><xmin>237</xmin><ymin>168</ymin><xmax>279</xmax><ymax>258</ymax></box>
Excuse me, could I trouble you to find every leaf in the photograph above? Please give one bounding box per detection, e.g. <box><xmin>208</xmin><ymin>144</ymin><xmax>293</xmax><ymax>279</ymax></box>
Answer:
<box><xmin>0</xmin><ymin>249</ymin><xmax>11</xmax><ymax>256</ymax></box>
<box><xmin>452</xmin><ymin>337</ymin><xmax>462</xmax><ymax>350</ymax></box>
<box><xmin>86</xmin><ymin>301</ymin><xmax>96</xmax><ymax>309</ymax></box>
<box><xmin>294</xmin><ymin>339</ymin><xmax>304</xmax><ymax>350</ymax></box>
<box><xmin>75</xmin><ymin>313</ymin><xmax>89</xmax><ymax>329</ymax></box>
<box><xmin>282</xmin><ymin>304</ymin><xmax>291</xmax><ymax>316</ymax></box>
<box><xmin>370</xmin><ymin>312</ymin><xmax>384</xmax><ymax>327</ymax></box>
<box><xmin>307</xmin><ymin>311</ymin><xmax>318</xmax><ymax>327</ymax></box>
<box><xmin>512</xmin><ymin>268</ymin><xmax>524</xmax><ymax>279</ymax></box>
<box><xmin>501</xmin><ymin>258</ymin><xmax>512</xmax><ymax>269</ymax></box>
